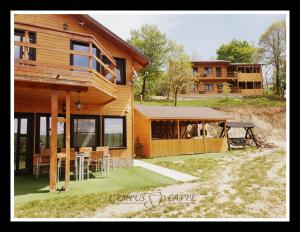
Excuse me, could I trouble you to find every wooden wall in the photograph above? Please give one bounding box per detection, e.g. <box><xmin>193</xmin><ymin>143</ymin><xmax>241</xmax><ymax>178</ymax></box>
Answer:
<box><xmin>133</xmin><ymin>109</ymin><xmax>151</xmax><ymax>157</ymax></box>
<box><xmin>150</xmin><ymin>138</ymin><xmax>227</xmax><ymax>157</ymax></box>
<box><xmin>14</xmin><ymin>14</ymin><xmax>138</xmax><ymax>159</ymax></box>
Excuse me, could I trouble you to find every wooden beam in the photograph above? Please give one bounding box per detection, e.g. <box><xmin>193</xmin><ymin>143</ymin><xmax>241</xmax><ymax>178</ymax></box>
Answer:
<box><xmin>65</xmin><ymin>91</ymin><xmax>71</xmax><ymax>191</ymax></box>
<box><xmin>50</xmin><ymin>91</ymin><xmax>58</xmax><ymax>192</ymax></box>
<box><xmin>57</xmin><ymin>118</ymin><xmax>66</xmax><ymax>123</ymax></box>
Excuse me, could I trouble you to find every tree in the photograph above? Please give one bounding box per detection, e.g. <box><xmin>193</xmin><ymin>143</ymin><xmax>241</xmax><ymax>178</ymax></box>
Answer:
<box><xmin>222</xmin><ymin>82</ymin><xmax>231</xmax><ymax>100</ymax></box>
<box><xmin>258</xmin><ymin>20</ymin><xmax>286</xmax><ymax>96</ymax></box>
<box><xmin>216</xmin><ymin>39</ymin><xmax>257</xmax><ymax>63</ymax></box>
<box><xmin>166</xmin><ymin>43</ymin><xmax>194</xmax><ymax>106</ymax></box>
<box><xmin>127</xmin><ymin>24</ymin><xmax>170</xmax><ymax>97</ymax></box>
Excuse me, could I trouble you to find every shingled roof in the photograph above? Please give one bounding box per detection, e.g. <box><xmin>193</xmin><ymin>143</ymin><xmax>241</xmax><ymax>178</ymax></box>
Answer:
<box><xmin>135</xmin><ymin>105</ymin><xmax>230</xmax><ymax>120</ymax></box>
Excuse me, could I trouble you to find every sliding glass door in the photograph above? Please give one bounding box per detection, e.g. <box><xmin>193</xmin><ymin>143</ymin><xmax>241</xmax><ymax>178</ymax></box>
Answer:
<box><xmin>14</xmin><ymin>113</ymin><xmax>34</xmax><ymax>175</ymax></box>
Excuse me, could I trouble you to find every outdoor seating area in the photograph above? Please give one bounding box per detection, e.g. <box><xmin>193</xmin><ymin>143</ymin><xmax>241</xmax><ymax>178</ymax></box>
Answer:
<box><xmin>219</xmin><ymin>121</ymin><xmax>259</xmax><ymax>150</ymax></box>
<box><xmin>34</xmin><ymin>146</ymin><xmax>111</xmax><ymax>181</ymax></box>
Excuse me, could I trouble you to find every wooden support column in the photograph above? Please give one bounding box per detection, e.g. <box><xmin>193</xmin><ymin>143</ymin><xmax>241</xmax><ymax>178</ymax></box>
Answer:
<box><xmin>50</xmin><ymin>91</ymin><xmax>58</xmax><ymax>192</ymax></box>
<box><xmin>177</xmin><ymin>120</ymin><xmax>180</xmax><ymax>139</ymax></box>
<box><xmin>65</xmin><ymin>91</ymin><xmax>71</xmax><ymax>191</ymax></box>
<box><xmin>224</xmin><ymin>121</ymin><xmax>230</xmax><ymax>150</ymax></box>
<box><xmin>89</xmin><ymin>42</ymin><xmax>93</xmax><ymax>69</ymax></box>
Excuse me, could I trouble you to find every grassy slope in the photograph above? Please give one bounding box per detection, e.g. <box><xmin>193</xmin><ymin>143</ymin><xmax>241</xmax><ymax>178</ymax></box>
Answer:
<box><xmin>135</xmin><ymin>96</ymin><xmax>285</xmax><ymax>108</ymax></box>
<box><xmin>14</xmin><ymin>167</ymin><xmax>176</xmax><ymax>218</ymax></box>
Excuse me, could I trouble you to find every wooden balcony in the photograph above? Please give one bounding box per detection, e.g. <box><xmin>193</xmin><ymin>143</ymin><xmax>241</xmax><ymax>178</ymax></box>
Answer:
<box><xmin>14</xmin><ymin>22</ymin><xmax>118</xmax><ymax>105</ymax></box>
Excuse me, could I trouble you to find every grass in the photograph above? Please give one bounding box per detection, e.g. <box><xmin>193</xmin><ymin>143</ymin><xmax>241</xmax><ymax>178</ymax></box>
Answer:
<box><xmin>135</xmin><ymin>95</ymin><xmax>286</xmax><ymax>108</ymax></box>
<box><xmin>14</xmin><ymin>167</ymin><xmax>176</xmax><ymax>218</ymax></box>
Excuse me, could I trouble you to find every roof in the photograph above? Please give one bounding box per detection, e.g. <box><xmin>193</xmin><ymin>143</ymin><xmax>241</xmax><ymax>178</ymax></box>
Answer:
<box><xmin>74</xmin><ymin>15</ymin><xmax>150</xmax><ymax>67</ymax></box>
<box><xmin>229</xmin><ymin>63</ymin><xmax>264</xmax><ymax>66</ymax></box>
<box><xmin>191</xmin><ymin>60</ymin><xmax>231</xmax><ymax>63</ymax></box>
<box><xmin>226</xmin><ymin>121</ymin><xmax>256</xmax><ymax>128</ymax></box>
<box><xmin>135</xmin><ymin>105</ymin><xmax>230</xmax><ymax>120</ymax></box>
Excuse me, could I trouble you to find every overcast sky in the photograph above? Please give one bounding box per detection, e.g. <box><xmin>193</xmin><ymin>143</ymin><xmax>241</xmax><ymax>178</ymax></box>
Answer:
<box><xmin>90</xmin><ymin>12</ymin><xmax>286</xmax><ymax>60</ymax></box>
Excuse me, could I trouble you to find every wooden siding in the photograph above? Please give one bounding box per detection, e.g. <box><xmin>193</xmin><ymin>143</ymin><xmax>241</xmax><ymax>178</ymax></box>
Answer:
<box><xmin>133</xmin><ymin>108</ymin><xmax>151</xmax><ymax>157</ymax></box>
<box><xmin>150</xmin><ymin>138</ymin><xmax>227</xmax><ymax>157</ymax></box>
<box><xmin>14</xmin><ymin>14</ymin><xmax>139</xmax><ymax>159</ymax></box>
<box><xmin>237</xmin><ymin>73</ymin><xmax>263</xmax><ymax>82</ymax></box>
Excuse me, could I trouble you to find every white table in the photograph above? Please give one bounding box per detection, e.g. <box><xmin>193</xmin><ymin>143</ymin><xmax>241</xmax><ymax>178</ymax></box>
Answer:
<box><xmin>76</xmin><ymin>153</ymin><xmax>90</xmax><ymax>181</ymax></box>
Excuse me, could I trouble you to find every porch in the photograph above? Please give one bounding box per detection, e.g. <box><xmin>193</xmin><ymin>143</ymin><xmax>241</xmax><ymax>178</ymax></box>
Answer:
<box><xmin>14</xmin><ymin>22</ymin><xmax>120</xmax><ymax>192</ymax></box>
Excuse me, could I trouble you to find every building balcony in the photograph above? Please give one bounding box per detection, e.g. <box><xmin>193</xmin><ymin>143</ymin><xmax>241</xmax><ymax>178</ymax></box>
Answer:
<box><xmin>14</xmin><ymin>22</ymin><xmax>117</xmax><ymax>105</ymax></box>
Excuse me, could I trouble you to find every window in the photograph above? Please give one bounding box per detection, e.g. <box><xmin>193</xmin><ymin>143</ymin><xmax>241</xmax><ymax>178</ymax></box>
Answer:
<box><xmin>36</xmin><ymin>115</ymin><xmax>65</xmax><ymax>152</ymax></box>
<box><xmin>72</xmin><ymin>116</ymin><xmax>99</xmax><ymax>149</ymax></box>
<box><xmin>70</xmin><ymin>41</ymin><xmax>100</xmax><ymax>72</ymax></box>
<box><xmin>192</xmin><ymin>67</ymin><xmax>198</xmax><ymax>74</ymax></box>
<box><xmin>14</xmin><ymin>30</ymin><xmax>36</xmax><ymax>60</ymax></box>
<box><xmin>114</xmin><ymin>57</ymin><xmax>126</xmax><ymax>85</ymax></box>
<box><xmin>103</xmin><ymin>116</ymin><xmax>126</xmax><ymax>148</ymax></box>
<box><xmin>204</xmin><ymin>67</ymin><xmax>212</xmax><ymax>76</ymax></box>
<box><xmin>216</xmin><ymin>67</ymin><xmax>222</xmax><ymax>77</ymax></box>
<box><xmin>205</xmin><ymin>84</ymin><xmax>213</xmax><ymax>92</ymax></box>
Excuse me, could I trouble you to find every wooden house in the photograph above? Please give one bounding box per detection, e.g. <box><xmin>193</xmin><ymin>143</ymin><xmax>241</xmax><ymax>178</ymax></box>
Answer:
<box><xmin>14</xmin><ymin>14</ymin><xmax>149</xmax><ymax>191</ymax></box>
<box><xmin>182</xmin><ymin>60</ymin><xmax>264</xmax><ymax>96</ymax></box>
<box><xmin>134</xmin><ymin>105</ymin><xmax>229</xmax><ymax>158</ymax></box>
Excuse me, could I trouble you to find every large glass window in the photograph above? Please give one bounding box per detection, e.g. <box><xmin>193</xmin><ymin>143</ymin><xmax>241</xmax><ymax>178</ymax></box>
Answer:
<box><xmin>103</xmin><ymin>117</ymin><xmax>126</xmax><ymax>148</ymax></box>
<box><xmin>216</xmin><ymin>67</ymin><xmax>222</xmax><ymax>77</ymax></box>
<box><xmin>204</xmin><ymin>67</ymin><xmax>212</xmax><ymax>76</ymax></box>
<box><xmin>192</xmin><ymin>67</ymin><xmax>198</xmax><ymax>74</ymax></box>
<box><xmin>205</xmin><ymin>84</ymin><xmax>213</xmax><ymax>92</ymax></box>
<box><xmin>70</xmin><ymin>41</ymin><xmax>100</xmax><ymax>72</ymax></box>
<box><xmin>114</xmin><ymin>57</ymin><xmax>126</xmax><ymax>85</ymax></box>
<box><xmin>72</xmin><ymin>117</ymin><xmax>98</xmax><ymax>148</ymax></box>
<box><xmin>36</xmin><ymin>115</ymin><xmax>65</xmax><ymax>152</ymax></box>
<box><xmin>14</xmin><ymin>30</ymin><xmax>36</xmax><ymax>60</ymax></box>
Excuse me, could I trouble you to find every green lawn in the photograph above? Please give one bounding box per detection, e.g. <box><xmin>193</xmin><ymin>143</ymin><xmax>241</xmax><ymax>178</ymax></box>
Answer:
<box><xmin>14</xmin><ymin>167</ymin><xmax>176</xmax><ymax>218</ymax></box>
<box><xmin>135</xmin><ymin>95</ymin><xmax>285</xmax><ymax>107</ymax></box>
<box><xmin>142</xmin><ymin>152</ymin><xmax>236</xmax><ymax>181</ymax></box>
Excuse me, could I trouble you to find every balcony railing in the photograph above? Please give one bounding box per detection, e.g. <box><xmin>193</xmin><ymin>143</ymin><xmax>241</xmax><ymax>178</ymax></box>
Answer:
<box><xmin>14</xmin><ymin>22</ymin><xmax>117</xmax><ymax>91</ymax></box>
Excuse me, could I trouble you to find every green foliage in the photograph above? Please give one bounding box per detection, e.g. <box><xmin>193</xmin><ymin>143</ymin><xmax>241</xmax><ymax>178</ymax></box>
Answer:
<box><xmin>258</xmin><ymin>20</ymin><xmax>286</xmax><ymax>97</ymax></box>
<box><xmin>166</xmin><ymin>41</ymin><xmax>194</xmax><ymax>106</ymax></box>
<box><xmin>134</xmin><ymin>95</ymin><xmax>286</xmax><ymax>108</ymax></box>
<box><xmin>216</xmin><ymin>39</ymin><xmax>257</xmax><ymax>63</ymax></box>
<box><xmin>127</xmin><ymin>24</ymin><xmax>170</xmax><ymax>97</ymax></box>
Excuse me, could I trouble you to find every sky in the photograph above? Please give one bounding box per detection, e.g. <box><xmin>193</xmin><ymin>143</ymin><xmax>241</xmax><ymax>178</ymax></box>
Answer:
<box><xmin>90</xmin><ymin>12</ymin><xmax>286</xmax><ymax>60</ymax></box>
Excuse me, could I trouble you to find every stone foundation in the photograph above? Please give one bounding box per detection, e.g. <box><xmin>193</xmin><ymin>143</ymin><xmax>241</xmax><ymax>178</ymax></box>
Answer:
<box><xmin>110</xmin><ymin>157</ymin><xmax>133</xmax><ymax>169</ymax></box>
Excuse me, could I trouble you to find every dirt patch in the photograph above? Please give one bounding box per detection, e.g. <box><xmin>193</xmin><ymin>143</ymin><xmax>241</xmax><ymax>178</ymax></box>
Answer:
<box><xmin>218</xmin><ymin>106</ymin><xmax>286</xmax><ymax>149</ymax></box>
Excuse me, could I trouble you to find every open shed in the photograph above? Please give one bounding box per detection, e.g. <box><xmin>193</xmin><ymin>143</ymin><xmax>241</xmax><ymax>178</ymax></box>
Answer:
<box><xmin>134</xmin><ymin>105</ymin><xmax>231</xmax><ymax>158</ymax></box>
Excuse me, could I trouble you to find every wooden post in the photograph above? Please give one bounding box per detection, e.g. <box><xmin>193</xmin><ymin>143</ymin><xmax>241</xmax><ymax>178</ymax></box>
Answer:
<box><xmin>225</xmin><ymin>121</ymin><xmax>230</xmax><ymax>150</ymax></box>
<box><xmin>50</xmin><ymin>91</ymin><xmax>58</xmax><ymax>192</ymax></box>
<box><xmin>177</xmin><ymin>120</ymin><xmax>180</xmax><ymax>139</ymax></box>
<box><xmin>65</xmin><ymin>91</ymin><xmax>71</xmax><ymax>190</ymax></box>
